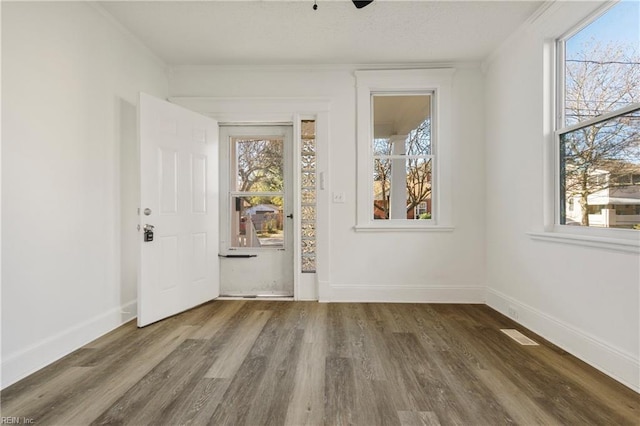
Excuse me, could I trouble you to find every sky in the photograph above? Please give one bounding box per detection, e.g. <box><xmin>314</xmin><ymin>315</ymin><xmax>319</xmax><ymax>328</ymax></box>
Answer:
<box><xmin>567</xmin><ymin>0</ymin><xmax>640</xmax><ymax>58</ymax></box>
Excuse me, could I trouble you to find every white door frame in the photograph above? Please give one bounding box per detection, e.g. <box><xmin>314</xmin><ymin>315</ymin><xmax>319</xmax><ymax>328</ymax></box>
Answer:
<box><xmin>168</xmin><ymin>97</ymin><xmax>330</xmax><ymax>301</ymax></box>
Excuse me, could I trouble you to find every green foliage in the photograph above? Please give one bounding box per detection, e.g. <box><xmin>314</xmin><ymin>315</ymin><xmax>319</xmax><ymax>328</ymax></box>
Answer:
<box><xmin>419</xmin><ymin>212</ymin><xmax>431</xmax><ymax>220</ymax></box>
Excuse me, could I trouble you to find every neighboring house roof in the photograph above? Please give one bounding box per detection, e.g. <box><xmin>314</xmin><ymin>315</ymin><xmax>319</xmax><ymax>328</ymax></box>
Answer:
<box><xmin>246</xmin><ymin>204</ymin><xmax>281</xmax><ymax>215</ymax></box>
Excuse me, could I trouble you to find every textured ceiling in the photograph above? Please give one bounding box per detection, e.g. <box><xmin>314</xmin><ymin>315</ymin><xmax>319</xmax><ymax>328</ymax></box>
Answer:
<box><xmin>99</xmin><ymin>1</ymin><xmax>544</xmax><ymax>66</ymax></box>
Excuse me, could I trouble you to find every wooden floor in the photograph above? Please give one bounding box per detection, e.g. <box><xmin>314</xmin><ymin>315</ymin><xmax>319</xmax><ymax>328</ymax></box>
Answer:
<box><xmin>1</xmin><ymin>301</ymin><xmax>638</xmax><ymax>425</ymax></box>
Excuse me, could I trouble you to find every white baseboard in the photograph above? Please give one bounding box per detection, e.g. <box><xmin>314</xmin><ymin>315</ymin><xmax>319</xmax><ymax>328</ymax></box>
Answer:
<box><xmin>486</xmin><ymin>288</ymin><xmax>640</xmax><ymax>393</ymax></box>
<box><xmin>1</xmin><ymin>300</ymin><xmax>137</xmax><ymax>389</ymax></box>
<box><xmin>319</xmin><ymin>283</ymin><xmax>485</xmax><ymax>303</ymax></box>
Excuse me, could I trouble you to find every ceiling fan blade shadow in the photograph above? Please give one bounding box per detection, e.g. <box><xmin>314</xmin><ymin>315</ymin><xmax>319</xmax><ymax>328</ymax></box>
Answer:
<box><xmin>353</xmin><ymin>0</ymin><xmax>374</xmax><ymax>9</ymax></box>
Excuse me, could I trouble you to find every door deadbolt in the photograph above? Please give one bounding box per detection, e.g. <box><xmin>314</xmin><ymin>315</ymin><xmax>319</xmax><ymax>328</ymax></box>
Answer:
<box><xmin>143</xmin><ymin>224</ymin><xmax>155</xmax><ymax>242</ymax></box>
<box><xmin>143</xmin><ymin>208</ymin><xmax>152</xmax><ymax>216</ymax></box>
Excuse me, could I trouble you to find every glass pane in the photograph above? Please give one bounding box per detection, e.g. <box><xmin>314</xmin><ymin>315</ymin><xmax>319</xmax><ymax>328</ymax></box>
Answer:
<box><xmin>301</xmin><ymin>120</ymin><xmax>317</xmax><ymax>273</ymax></box>
<box><xmin>372</xmin><ymin>94</ymin><xmax>432</xmax><ymax>155</ymax></box>
<box><xmin>301</xmin><ymin>120</ymin><xmax>316</xmax><ymax>139</ymax></box>
<box><xmin>301</xmin><ymin>205</ymin><xmax>316</xmax><ymax>221</ymax></box>
<box><xmin>302</xmin><ymin>155</ymin><xmax>315</xmax><ymax>171</ymax></box>
<box><xmin>234</xmin><ymin>138</ymin><xmax>283</xmax><ymax>192</ymax></box>
<box><xmin>564</xmin><ymin>1</ymin><xmax>640</xmax><ymax>126</ymax></box>
<box><xmin>373</xmin><ymin>158</ymin><xmax>391</xmax><ymax>219</ymax></box>
<box><xmin>301</xmin><ymin>222</ymin><xmax>315</xmax><ymax>238</ymax></box>
<box><xmin>301</xmin><ymin>171</ymin><xmax>316</xmax><ymax>187</ymax></box>
<box><xmin>301</xmin><ymin>189</ymin><xmax>316</xmax><ymax>204</ymax></box>
<box><xmin>230</xmin><ymin>196</ymin><xmax>284</xmax><ymax>248</ymax></box>
<box><xmin>302</xmin><ymin>138</ymin><xmax>316</xmax><ymax>155</ymax></box>
<box><xmin>407</xmin><ymin>158</ymin><xmax>433</xmax><ymax>219</ymax></box>
<box><xmin>302</xmin><ymin>239</ymin><xmax>316</xmax><ymax>253</ymax></box>
<box><xmin>560</xmin><ymin>108</ymin><xmax>640</xmax><ymax>229</ymax></box>
<box><xmin>373</xmin><ymin>158</ymin><xmax>433</xmax><ymax>220</ymax></box>
<box><xmin>301</xmin><ymin>256</ymin><xmax>316</xmax><ymax>272</ymax></box>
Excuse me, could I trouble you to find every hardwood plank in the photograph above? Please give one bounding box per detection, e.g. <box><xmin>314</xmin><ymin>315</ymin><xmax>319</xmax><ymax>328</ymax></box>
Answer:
<box><xmin>285</xmin><ymin>303</ymin><xmax>328</xmax><ymax>426</ymax></box>
<box><xmin>432</xmin><ymin>305</ymin><xmax>635</xmax><ymax>425</ymax></box>
<box><xmin>324</xmin><ymin>357</ymin><xmax>356</xmax><ymax>426</ymax></box>
<box><xmin>156</xmin><ymin>377</ymin><xmax>231</xmax><ymax>426</ymax></box>
<box><xmin>397</xmin><ymin>411</ymin><xmax>441</xmax><ymax>426</ymax></box>
<box><xmin>326</xmin><ymin>303</ymin><xmax>350</xmax><ymax>358</ymax></box>
<box><xmin>474</xmin><ymin>367</ymin><xmax>559</xmax><ymax>425</ymax></box>
<box><xmin>38</xmin><ymin>324</ymin><xmax>199</xmax><ymax>425</ymax></box>
<box><xmin>344</xmin><ymin>304</ymin><xmax>386</xmax><ymax>381</ymax></box>
<box><xmin>207</xmin><ymin>356</ymin><xmax>269</xmax><ymax>425</ymax></box>
<box><xmin>244</xmin><ymin>329</ymin><xmax>305</xmax><ymax>425</ymax></box>
<box><xmin>2</xmin><ymin>301</ymin><xmax>638</xmax><ymax>426</ymax></box>
<box><xmin>0</xmin><ymin>366</ymin><xmax>93</xmax><ymax>420</ymax></box>
<box><xmin>91</xmin><ymin>338</ymin><xmax>206</xmax><ymax>424</ymax></box>
<box><xmin>0</xmin><ymin>348</ymin><xmax>98</xmax><ymax>407</ymax></box>
<box><xmin>385</xmin><ymin>332</ymin><xmax>468</xmax><ymax>424</ymax></box>
<box><xmin>204</xmin><ymin>309</ymin><xmax>272</xmax><ymax>378</ymax></box>
<box><xmin>188</xmin><ymin>299</ymin><xmax>247</xmax><ymax>340</ymax></box>
<box><xmin>83</xmin><ymin>320</ymin><xmax>138</xmax><ymax>349</ymax></box>
<box><xmin>344</xmin><ymin>305</ymin><xmax>400</xmax><ymax>425</ymax></box>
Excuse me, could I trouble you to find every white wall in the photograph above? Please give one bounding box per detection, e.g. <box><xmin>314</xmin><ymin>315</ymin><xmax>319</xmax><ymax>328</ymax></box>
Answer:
<box><xmin>1</xmin><ymin>2</ymin><xmax>168</xmax><ymax>387</ymax></box>
<box><xmin>170</xmin><ymin>65</ymin><xmax>486</xmax><ymax>303</ymax></box>
<box><xmin>484</xmin><ymin>2</ymin><xmax>640</xmax><ymax>391</ymax></box>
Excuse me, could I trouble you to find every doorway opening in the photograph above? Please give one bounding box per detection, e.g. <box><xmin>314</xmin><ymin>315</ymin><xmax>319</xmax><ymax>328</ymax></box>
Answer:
<box><xmin>219</xmin><ymin>125</ymin><xmax>294</xmax><ymax>297</ymax></box>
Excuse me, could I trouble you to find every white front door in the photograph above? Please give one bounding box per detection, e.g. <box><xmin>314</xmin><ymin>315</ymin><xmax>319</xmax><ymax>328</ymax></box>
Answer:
<box><xmin>138</xmin><ymin>93</ymin><xmax>220</xmax><ymax>327</ymax></box>
<box><xmin>219</xmin><ymin>125</ymin><xmax>294</xmax><ymax>296</ymax></box>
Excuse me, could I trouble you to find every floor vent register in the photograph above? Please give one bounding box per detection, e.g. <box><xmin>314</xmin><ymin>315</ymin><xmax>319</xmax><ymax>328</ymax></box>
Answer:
<box><xmin>500</xmin><ymin>329</ymin><xmax>539</xmax><ymax>346</ymax></box>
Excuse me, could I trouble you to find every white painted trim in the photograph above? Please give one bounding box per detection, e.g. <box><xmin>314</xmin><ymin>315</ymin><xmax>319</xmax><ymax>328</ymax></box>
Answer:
<box><xmin>169</xmin><ymin>97</ymin><xmax>331</xmax><ymax>121</ymax></box>
<box><xmin>486</xmin><ymin>288</ymin><xmax>640</xmax><ymax>393</ymax></box>
<box><xmin>170</xmin><ymin>62</ymin><xmax>481</xmax><ymax>74</ymax></box>
<box><xmin>1</xmin><ymin>300</ymin><xmax>137</xmax><ymax>389</ymax></box>
<box><xmin>537</xmin><ymin>2</ymin><xmax>640</xmax><ymax>247</ymax></box>
<box><xmin>0</xmin><ymin>1</ymin><xmax>4</xmax><ymax>394</ymax></box>
<box><xmin>354</xmin><ymin>224</ymin><xmax>454</xmax><ymax>232</ymax></box>
<box><xmin>298</xmin><ymin>273</ymin><xmax>318</xmax><ymax>301</ymax></box>
<box><xmin>355</xmin><ymin>69</ymin><xmax>455</xmax><ymax>229</ymax></box>
<box><xmin>556</xmin><ymin>103</ymin><xmax>640</xmax><ymax>136</ymax></box>
<box><xmin>528</xmin><ymin>231</ymin><xmax>640</xmax><ymax>254</ymax></box>
<box><xmin>315</xmin><ymin>111</ymin><xmax>331</xmax><ymax>303</ymax></box>
<box><xmin>319</xmin><ymin>283</ymin><xmax>485</xmax><ymax>304</ymax></box>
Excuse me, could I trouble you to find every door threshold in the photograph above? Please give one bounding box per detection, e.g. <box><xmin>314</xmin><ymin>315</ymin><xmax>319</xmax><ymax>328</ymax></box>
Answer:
<box><xmin>218</xmin><ymin>295</ymin><xmax>294</xmax><ymax>301</ymax></box>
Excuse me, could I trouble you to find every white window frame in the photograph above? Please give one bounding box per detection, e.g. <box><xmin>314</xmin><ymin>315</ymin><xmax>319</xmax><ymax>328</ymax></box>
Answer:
<box><xmin>530</xmin><ymin>2</ymin><xmax>640</xmax><ymax>253</ymax></box>
<box><xmin>354</xmin><ymin>69</ymin><xmax>455</xmax><ymax>232</ymax></box>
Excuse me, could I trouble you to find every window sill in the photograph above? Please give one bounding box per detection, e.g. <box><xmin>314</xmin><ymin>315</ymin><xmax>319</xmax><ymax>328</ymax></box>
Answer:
<box><xmin>527</xmin><ymin>231</ymin><xmax>640</xmax><ymax>254</ymax></box>
<box><xmin>354</xmin><ymin>223</ymin><xmax>455</xmax><ymax>233</ymax></box>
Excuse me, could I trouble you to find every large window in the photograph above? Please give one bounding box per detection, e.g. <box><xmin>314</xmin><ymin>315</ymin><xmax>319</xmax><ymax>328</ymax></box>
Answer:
<box><xmin>557</xmin><ymin>0</ymin><xmax>640</xmax><ymax>231</ymax></box>
<box><xmin>355</xmin><ymin>69</ymin><xmax>454</xmax><ymax>230</ymax></box>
